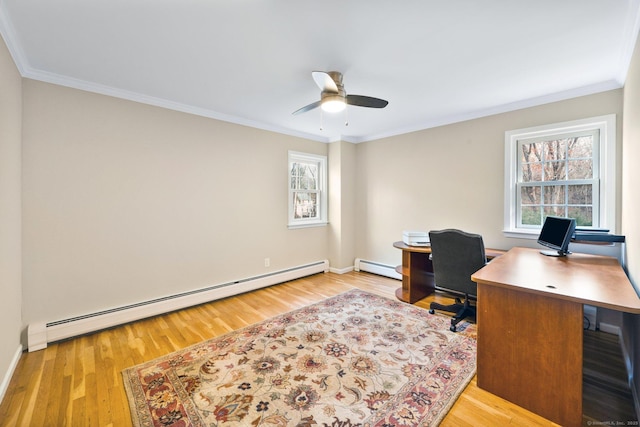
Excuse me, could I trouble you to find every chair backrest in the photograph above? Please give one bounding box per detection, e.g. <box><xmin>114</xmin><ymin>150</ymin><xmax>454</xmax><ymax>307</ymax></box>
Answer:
<box><xmin>428</xmin><ymin>229</ymin><xmax>486</xmax><ymax>297</ymax></box>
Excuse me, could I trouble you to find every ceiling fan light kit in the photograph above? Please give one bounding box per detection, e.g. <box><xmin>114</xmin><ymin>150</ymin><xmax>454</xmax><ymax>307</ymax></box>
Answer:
<box><xmin>321</xmin><ymin>94</ymin><xmax>346</xmax><ymax>113</ymax></box>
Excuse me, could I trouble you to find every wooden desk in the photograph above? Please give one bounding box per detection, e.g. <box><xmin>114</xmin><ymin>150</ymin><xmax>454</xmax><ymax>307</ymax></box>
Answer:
<box><xmin>393</xmin><ymin>241</ymin><xmax>505</xmax><ymax>303</ymax></box>
<box><xmin>472</xmin><ymin>247</ymin><xmax>640</xmax><ymax>427</ymax></box>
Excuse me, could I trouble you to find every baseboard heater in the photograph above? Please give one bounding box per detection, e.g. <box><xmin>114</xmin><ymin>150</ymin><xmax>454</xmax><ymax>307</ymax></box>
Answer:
<box><xmin>354</xmin><ymin>258</ymin><xmax>402</xmax><ymax>280</ymax></box>
<box><xmin>27</xmin><ymin>260</ymin><xmax>329</xmax><ymax>352</ymax></box>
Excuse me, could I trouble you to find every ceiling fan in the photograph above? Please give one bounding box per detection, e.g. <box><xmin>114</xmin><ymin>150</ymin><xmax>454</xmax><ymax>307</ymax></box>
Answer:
<box><xmin>292</xmin><ymin>71</ymin><xmax>388</xmax><ymax>116</ymax></box>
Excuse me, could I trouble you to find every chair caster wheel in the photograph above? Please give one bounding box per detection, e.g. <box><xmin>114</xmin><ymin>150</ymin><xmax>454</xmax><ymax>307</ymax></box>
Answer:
<box><xmin>429</xmin><ymin>309</ymin><xmax>435</xmax><ymax>314</ymax></box>
<box><xmin>450</xmin><ymin>325</ymin><xmax>457</xmax><ymax>332</ymax></box>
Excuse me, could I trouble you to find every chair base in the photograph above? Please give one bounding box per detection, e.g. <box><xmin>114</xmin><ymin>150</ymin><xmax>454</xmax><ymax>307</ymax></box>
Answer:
<box><xmin>429</xmin><ymin>296</ymin><xmax>476</xmax><ymax>332</ymax></box>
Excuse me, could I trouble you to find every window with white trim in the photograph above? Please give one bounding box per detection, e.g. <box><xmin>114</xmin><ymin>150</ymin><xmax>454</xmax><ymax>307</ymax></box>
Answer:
<box><xmin>504</xmin><ymin>115</ymin><xmax>616</xmax><ymax>238</ymax></box>
<box><xmin>288</xmin><ymin>151</ymin><xmax>327</xmax><ymax>228</ymax></box>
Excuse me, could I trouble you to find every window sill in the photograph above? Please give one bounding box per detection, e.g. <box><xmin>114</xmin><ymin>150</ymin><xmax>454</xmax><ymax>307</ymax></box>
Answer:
<box><xmin>503</xmin><ymin>229</ymin><xmax>539</xmax><ymax>240</ymax></box>
<box><xmin>288</xmin><ymin>221</ymin><xmax>329</xmax><ymax>230</ymax></box>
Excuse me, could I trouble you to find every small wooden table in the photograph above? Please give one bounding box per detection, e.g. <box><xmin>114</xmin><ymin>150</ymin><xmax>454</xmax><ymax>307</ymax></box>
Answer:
<box><xmin>393</xmin><ymin>241</ymin><xmax>505</xmax><ymax>303</ymax></box>
<box><xmin>472</xmin><ymin>247</ymin><xmax>640</xmax><ymax>427</ymax></box>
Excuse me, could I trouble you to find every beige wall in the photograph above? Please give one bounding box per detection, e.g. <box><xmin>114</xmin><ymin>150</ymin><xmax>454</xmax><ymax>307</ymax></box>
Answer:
<box><xmin>623</xmin><ymin>27</ymin><xmax>640</xmax><ymax>300</ymax></box>
<box><xmin>328</xmin><ymin>141</ymin><xmax>357</xmax><ymax>270</ymax></box>
<box><xmin>22</xmin><ymin>80</ymin><xmax>329</xmax><ymax>327</ymax></box>
<box><xmin>354</xmin><ymin>90</ymin><xmax>623</xmax><ymax>266</ymax></box>
<box><xmin>0</xmin><ymin>36</ymin><xmax>22</xmax><ymax>385</ymax></box>
<box><xmin>622</xmin><ymin>30</ymin><xmax>640</xmax><ymax>407</ymax></box>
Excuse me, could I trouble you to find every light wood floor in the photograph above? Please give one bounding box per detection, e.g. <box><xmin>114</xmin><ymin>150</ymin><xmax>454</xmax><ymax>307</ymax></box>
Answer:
<box><xmin>0</xmin><ymin>271</ymin><xmax>635</xmax><ymax>426</ymax></box>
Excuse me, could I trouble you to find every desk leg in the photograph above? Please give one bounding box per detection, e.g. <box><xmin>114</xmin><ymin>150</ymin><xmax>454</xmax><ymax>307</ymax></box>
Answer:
<box><xmin>477</xmin><ymin>284</ymin><xmax>583</xmax><ymax>427</ymax></box>
<box><xmin>395</xmin><ymin>250</ymin><xmax>435</xmax><ymax>303</ymax></box>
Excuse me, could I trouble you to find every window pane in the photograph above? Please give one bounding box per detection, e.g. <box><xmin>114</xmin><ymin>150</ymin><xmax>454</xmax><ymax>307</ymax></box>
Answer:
<box><xmin>299</xmin><ymin>164</ymin><xmax>318</xmax><ymax>190</ymax></box>
<box><xmin>521</xmin><ymin>162</ymin><xmax>542</xmax><ymax>182</ymax></box>
<box><xmin>521</xmin><ymin>142</ymin><xmax>543</xmax><ymax>163</ymax></box>
<box><xmin>570</xmin><ymin>135</ymin><xmax>594</xmax><ymax>158</ymax></box>
<box><xmin>306</xmin><ymin>164</ymin><xmax>318</xmax><ymax>177</ymax></box>
<box><xmin>521</xmin><ymin>206</ymin><xmax>542</xmax><ymax>225</ymax></box>
<box><xmin>568</xmin><ymin>184</ymin><xmax>592</xmax><ymax>204</ymax></box>
<box><xmin>567</xmin><ymin>159</ymin><xmax>592</xmax><ymax>179</ymax></box>
<box><xmin>568</xmin><ymin>206</ymin><xmax>593</xmax><ymax>227</ymax></box>
<box><xmin>520</xmin><ymin>186</ymin><xmax>540</xmax><ymax>205</ymax></box>
<box><xmin>544</xmin><ymin>206</ymin><xmax>566</xmax><ymax>217</ymax></box>
<box><xmin>544</xmin><ymin>161</ymin><xmax>566</xmax><ymax>181</ymax></box>
<box><xmin>290</xmin><ymin>163</ymin><xmax>302</xmax><ymax>190</ymax></box>
<box><xmin>307</xmin><ymin>175</ymin><xmax>317</xmax><ymax>190</ymax></box>
<box><xmin>293</xmin><ymin>192</ymin><xmax>318</xmax><ymax>219</ymax></box>
<box><xmin>543</xmin><ymin>140</ymin><xmax>567</xmax><ymax>161</ymax></box>
<box><xmin>543</xmin><ymin>185</ymin><xmax>565</xmax><ymax>205</ymax></box>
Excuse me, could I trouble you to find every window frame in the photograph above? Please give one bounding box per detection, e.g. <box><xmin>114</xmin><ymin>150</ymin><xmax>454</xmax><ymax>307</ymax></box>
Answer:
<box><xmin>288</xmin><ymin>151</ymin><xmax>328</xmax><ymax>229</ymax></box>
<box><xmin>503</xmin><ymin>115</ymin><xmax>616</xmax><ymax>239</ymax></box>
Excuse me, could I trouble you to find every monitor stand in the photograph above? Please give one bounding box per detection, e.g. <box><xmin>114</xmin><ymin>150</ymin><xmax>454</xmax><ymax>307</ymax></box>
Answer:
<box><xmin>540</xmin><ymin>250</ymin><xmax>569</xmax><ymax>257</ymax></box>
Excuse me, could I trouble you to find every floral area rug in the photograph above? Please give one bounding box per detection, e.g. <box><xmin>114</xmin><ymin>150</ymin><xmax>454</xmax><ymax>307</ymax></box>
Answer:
<box><xmin>122</xmin><ymin>289</ymin><xmax>476</xmax><ymax>426</ymax></box>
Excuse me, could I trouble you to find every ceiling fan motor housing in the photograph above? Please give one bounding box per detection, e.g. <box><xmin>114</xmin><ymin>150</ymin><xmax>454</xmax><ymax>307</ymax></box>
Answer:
<box><xmin>324</xmin><ymin>71</ymin><xmax>346</xmax><ymax>98</ymax></box>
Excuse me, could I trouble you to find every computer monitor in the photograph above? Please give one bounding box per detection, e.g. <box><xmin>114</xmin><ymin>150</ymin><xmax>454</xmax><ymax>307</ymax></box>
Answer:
<box><xmin>537</xmin><ymin>216</ymin><xmax>576</xmax><ymax>257</ymax></box>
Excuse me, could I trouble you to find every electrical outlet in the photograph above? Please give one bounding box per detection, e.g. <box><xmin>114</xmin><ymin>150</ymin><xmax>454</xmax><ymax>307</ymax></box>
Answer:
<box><xmin>264</xmin><ymin>258</ymin><xmax>270</xmax><ymax>267</ymax></box>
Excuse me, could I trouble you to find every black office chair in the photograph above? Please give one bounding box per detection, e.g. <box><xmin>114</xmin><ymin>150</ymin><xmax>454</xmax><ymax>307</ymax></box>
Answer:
<box><xmin>428</xmin><ymin>229</ymin><xmax>487</xmax><ymax>332</ymax></box>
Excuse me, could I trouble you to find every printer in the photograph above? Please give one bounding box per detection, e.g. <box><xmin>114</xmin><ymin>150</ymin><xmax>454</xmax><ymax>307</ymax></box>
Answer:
<box><xmin>402</xmin><ymin>231</ymin><xmax>430</xmax><ymax>246</ymax></box>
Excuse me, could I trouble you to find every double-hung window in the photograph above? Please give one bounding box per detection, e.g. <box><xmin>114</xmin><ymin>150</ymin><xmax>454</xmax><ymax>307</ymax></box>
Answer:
<box><xmin>504</xmin><ymin>115</ymin><xmax>616</xmax><ymax>237</ymax></box>
<box><xmin>288</xmin><ymin>151</ymin><xmax>327</xmax><ymax>228</ymax></box>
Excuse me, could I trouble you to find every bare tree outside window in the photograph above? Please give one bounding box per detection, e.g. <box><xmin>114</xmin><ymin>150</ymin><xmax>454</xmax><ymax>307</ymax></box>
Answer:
<box><xmin>291</xmin><ymin>162</ymin><xmax>319</xmax><ymax>219</ymax></box>
<box><xmin>288</xmin><ymin>151</ymin><xmax>327</xmax><ymax>228</ymax></box>
<box><xmin>518</xmin><ymin>133</ymin><xmax>597</xmax><ymax>227</ymax></box>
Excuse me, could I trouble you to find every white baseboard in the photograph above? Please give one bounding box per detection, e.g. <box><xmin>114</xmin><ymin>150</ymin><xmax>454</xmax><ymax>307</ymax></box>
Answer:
<box><xmin>598</xmin><ymin>322</ymin><xmax>621</xmax><ymax>335</ymax></box>
<box><xmin>329</xmin><ymin>266</ymin><xmax>354</xmax><ymax>274</ymax></box>
<box><xmin>28</xmin><ymin>260</ymin><xmax>329</xmax><ymax>352</ymax></box>
<box><xmin>354</xmin><ymin>258</ymin><xmax>401</xmax><ymax>280</ymax></box>
<box><xmin>0</xmin><ymin>345</ymin><xmax>22</xmax><ymax>404</ymax></box>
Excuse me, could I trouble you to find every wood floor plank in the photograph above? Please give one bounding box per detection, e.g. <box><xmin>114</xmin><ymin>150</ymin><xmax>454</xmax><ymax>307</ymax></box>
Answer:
<box><xmin>0</xmin><ymin>271</ymin><xmax>634</xmax><ymax>426</ymax></box>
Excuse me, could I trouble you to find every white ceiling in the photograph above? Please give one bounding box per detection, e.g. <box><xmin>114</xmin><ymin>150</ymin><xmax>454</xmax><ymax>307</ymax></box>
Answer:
<box><xmin>1</xmin><ymin>1</ymin><xmax>639</xmax><ymax>143</ymax></box>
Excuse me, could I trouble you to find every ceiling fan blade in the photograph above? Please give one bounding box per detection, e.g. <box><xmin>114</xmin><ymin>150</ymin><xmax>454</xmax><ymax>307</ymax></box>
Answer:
<box><xmin>312</xmin><ymin>71</ymin><xmax>339</xmax><ymax>93</ymax></box>
<box><xmin>292</xmin><ymin>100</ymin><xmax>322</xmax><ymax>115</ymax></box>
<box><xmin>346</xmin><ymin>95</ymin><xmax>388</xmax><ymax>109</ymax></box>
